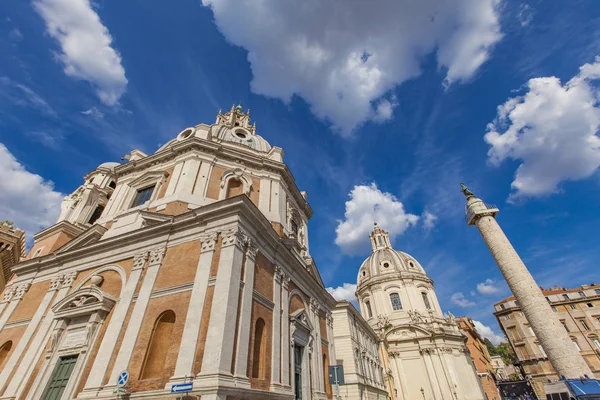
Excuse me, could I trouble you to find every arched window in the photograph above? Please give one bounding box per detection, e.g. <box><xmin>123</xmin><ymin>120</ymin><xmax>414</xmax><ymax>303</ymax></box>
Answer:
<box><xmin>422</xmin><ymin>292</ymin><xmax>431</xmax><ymax>310</ymax></box>
<box><xmin>252</xmin><ymin>318</ymin><xmax>267</xmax><ymax>379</ymax></box>
<box><xmin>0</xmin><ymin>341</ymin><xmax>12</xmax><ymax>370</ymax></box>
<box><xmin>364</xmin><ymin>301</ymin><xmax>373</xmax><ymax>319</ymax></box>
<box><xmin>226</xmin><ymin>178</ymin><xmax>244</xmax><ymax>198</ymax></box>
<box><xmin>140</xmin><ymin>310</ymin><xmax>176</xmax><ymax>379</ymax></box>
<box><xmin>389</xmin><ymin>293</ymin><xmax>402</xmax><ymax>311</ymax></box>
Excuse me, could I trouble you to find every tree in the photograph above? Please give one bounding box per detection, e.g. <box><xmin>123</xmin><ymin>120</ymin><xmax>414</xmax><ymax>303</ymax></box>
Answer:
<box><xmin>484</xmin><ymin>338</ymin><xmax>517</xmax><ymax>365</ymax></box>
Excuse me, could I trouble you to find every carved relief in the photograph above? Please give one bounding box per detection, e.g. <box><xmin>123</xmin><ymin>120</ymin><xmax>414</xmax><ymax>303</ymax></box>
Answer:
<box><xmin>419</xmin><ymin>348</ymin><xmax>434</xmax><ymax>355</ymax></box>
<box><xmin>282</xmin><ymin>276</ymin><xmax>291</xmax><ymax>290</ymax></box>
<box><xmin>200</xmin><ymin>232</ymin><xmax>218</xmax><ymax>251</ymax></box>
<box><xmin>133</xmin><ymin>251</ymin><xmax>149</xmax><ymax>270</ymax></box>
<box><xmin>309</xmin><ymin>297</ymin><xmax>320</xmax><ymax>315</ymax></box>
<box><xmin>149</xmin><ymin>247</ymin><xmax>166</xmax><ymax>265</ymax></box>
<box><xmin>274</xmin><ymin>265</ymin><xmax>284</xmax><ymax>283</ymax></box>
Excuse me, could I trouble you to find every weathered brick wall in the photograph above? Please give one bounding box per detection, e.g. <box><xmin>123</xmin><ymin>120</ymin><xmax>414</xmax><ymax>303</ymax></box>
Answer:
<box><xmin>153</xmin><ymin>240</ymin><xmax>200</xmax><ymax>290</ymax></box>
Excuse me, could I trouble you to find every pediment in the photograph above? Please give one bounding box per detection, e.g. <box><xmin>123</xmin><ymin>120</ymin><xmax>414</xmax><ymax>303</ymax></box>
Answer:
<box><xmin>290</xmin><ymin>308</ymin><xmax>314</xmax><ymax>332</ymax></box>
<box><xmin>52</xmin><ymin>286</ymin><xmax>116</xmax><ymax>319</ymax></box>
<box><xmin>386</xmin><ymin>324</ymin><xmax>434</xmax><ymax>341</ymax></box>
<box><xmin>55</xmin><ymin>224</ymin><xmax>107</xmax><ymax>254</ymax></box>
<box><xmin>129</xmin><ymin>170</ymin><xmax>169</xmax><ymax>189</ymax></box>
<box><xmin>140</xmin><ymin>211</ymin><xmax>174</xmax><ymax>227</ymax></box>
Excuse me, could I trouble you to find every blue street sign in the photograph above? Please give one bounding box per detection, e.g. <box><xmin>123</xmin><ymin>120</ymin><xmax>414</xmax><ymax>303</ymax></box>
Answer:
<box><xmin>171</xmin><ymin>382</ymin><xmax>193</xmax><ymax>393</ymax></box>
<box><xmin>117</xmin><ymin>370</ymin><xmax>129</xmax><ymax>387</ymax></box>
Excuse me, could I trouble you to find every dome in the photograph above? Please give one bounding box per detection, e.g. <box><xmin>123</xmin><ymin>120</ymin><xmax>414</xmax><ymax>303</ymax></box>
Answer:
<box><xmin>357</xmin><ymin>225</ymin><xmax>427</xmax><ymax>285</ymax></box>
<box><xmin>97</xmin><ymin>162</ymin><xmax>120</xmax><ymax>171</ymax></box>
<box><xmin>212</xmin><ymin>125</ymin><xmax>271</xmax><ymax>153</ymax></box>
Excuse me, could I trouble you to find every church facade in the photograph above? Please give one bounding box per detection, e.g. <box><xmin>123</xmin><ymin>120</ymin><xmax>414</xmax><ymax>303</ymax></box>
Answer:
<box><xmin>355</xmin><ymin>226</ymin><xmax>485</xmax><ymax>400</ymax></box>
<box><xmin>0</xmin><ymin>107</ymin><xmax>336</xmax><ymax>400</ymax></box>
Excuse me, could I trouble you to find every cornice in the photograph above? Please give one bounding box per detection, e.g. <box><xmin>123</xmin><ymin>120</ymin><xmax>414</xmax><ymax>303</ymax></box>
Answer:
<box><xmin>32</xmin><ymin>221</ymin><xmax>85</xmax><ymax>242</ymax></box>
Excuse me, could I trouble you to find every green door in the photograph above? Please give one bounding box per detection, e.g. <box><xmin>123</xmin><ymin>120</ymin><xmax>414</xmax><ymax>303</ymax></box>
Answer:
<box><xmin>43</xmin><ymin>355</ymin><xmax>78</xmax><ymax>400</ymax></box>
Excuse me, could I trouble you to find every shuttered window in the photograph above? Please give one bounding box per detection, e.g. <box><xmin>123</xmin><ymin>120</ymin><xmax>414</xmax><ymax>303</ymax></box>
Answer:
<box><xmin>43</xmin><ymin>355</ymin><xmax>78</xmax><ymax>400</ymax></box>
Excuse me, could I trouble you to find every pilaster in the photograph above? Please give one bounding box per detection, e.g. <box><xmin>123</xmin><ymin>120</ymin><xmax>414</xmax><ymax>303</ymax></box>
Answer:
<box><xmin>170</xmin><ymin>233</ymin><xmax>218</xmax><ymax>383</ymax></box>
<box><xmin>108</xmin><ymin>247</ymin><xmax>165</xmax><ymax>385</ymax></box>
<box><xmin>232</xmin><ymin>237</ymin><xmax>257</xmax><ymax>384</ymax></box>
<box><xmin>0</xmin><ymin>283</ymin><xmax>29</xmax><ymax>332</ymax></box>
<box><xmin>270</xmin><ymin>265</ymin><xmax>283</xmax><ymax>390</ymax></box>
<box><xmin>281</xmin><ymin>276</ymin><xmax>291</xmax><ymax>387</ymax></box>
<box><xmin>198</xmin><ymin>227</ymin><xmax>245</xmax><ymax>385</ymax></box>
<box><xmin>82</xmin><ymin>251</ymin><xmax>148</xmax><ymax>394</ymax></box>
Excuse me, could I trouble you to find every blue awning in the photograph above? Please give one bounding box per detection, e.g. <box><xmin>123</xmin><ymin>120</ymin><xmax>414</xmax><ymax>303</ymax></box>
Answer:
<box><xmin>567</xmin><ymin>379</ymin><xmax>600</xmax><ymax>397</ymax></box>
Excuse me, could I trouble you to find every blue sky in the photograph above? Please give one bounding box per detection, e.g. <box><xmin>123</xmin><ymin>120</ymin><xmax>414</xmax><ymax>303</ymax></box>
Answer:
<box><xmin>1</xmin><ymin>0</ymin><xmax>600</xmax><ymax>344</ymax></box>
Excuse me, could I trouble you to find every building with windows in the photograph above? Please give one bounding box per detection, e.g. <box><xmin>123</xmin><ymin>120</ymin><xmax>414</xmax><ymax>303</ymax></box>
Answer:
<box><xmin>330</xmin><ymin>301</ymin><xmax>388</xmax><ymax>400</ymax></box>
<box><xmin>457</xmin><ymin>317</ymin><xmax>500</xmax><ymax>400</ymax></box>
<box><xmin>0</xmin><ymin>222</ymin><xmax>25</xmax><ymax>293</ymax></box>
<box><xmin>355</xmin><ymin>225</ymin><xmax>485</xmax><ymax>400</ymax></box>
<box><xmin>494</xmin><ymin>283</ymin><xmax>600</xmax><ymax>397</ymax></box>
<box><xmin>0</xmin><ymin>106</ymin><xmax>337</xmax><ymax>400</ymax></box>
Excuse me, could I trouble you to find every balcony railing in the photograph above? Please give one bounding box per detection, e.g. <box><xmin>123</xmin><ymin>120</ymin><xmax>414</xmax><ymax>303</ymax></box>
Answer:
<box><xmin>465</xmin><ymin>203</ymin><xmax>498</xmax><ymax>223</ymax></box>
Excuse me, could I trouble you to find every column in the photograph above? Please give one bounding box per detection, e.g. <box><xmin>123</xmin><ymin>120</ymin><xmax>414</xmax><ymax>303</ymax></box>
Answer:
<box><xmin>199</xmin><ymin>228</ymin><xmax>245</xmax><ymax>378</ymax></box>
<box><xmin>2</xmin><ymin>273</ymin><xmax>77</xmax><ymax>399</ymax></box>
<box><xmin>175</xmin><ymin>158</ymin><xmax>200</xmax><ymax>194</ymax></box>
<box><xmin>281</xmin><ymin>276</ymin><xmax>291</xmax><ymax>387</ymax></box>
<box><xmin>165</xmin><ymin>162</ymin><xmax>184</xmax><ymax>196</ymax></box>
<box><xmin>0</xmin><ymin>279</ymin><xmax>54</xmax><ymax>392</ymax></box>
<box><xmin>171</xmin><ymin>233</ymin><xmax>218</xmax><ymax>381</ymax></box>
<box><xmin>233</xmin><ymin>239</ymin><xmax>257</xmax><ymax>380</ymax></box>
<box><xmin>0</xmin><ymin>284</ymin><xmax>27</xmax><ymax>332</ymax></box>
<box><xmin>465</xmin><ymin>189</ymin><xmax>593</xmax><ymax>379</ymax></box>
<box><xmin>326</xmin><ymin>312</ymin><xmax>336</xmax><ymax>366</ymax></box>
<box><xmin>83</xmin><ymin>251</ymin><xmax>148</xmax><ymax>393</ymax></box>
<box><xmin>108</xmin><ymin>247</ymin><xmax>166</xmax><ymax>384</ymax></box>
<box><xmin>270</xmin><ymin>266</ymin><xmax>283</xmax><ymax>390</ymax></box>
<box><xmin>421</xmin><ymin>349</ymin><xmax>443</xmax><ymax>400</ymax></box>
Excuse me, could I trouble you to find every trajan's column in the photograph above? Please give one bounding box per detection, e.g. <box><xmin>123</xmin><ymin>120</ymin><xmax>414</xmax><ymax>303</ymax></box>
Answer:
<box><xmin>461</xmin><ymin>184</ymin><xmax>594</xmax><ymax>380</ymax></box>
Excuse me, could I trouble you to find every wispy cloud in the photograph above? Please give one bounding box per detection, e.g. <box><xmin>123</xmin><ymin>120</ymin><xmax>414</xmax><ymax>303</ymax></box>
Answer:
<box><xmin>477</xmin><ymin>278</ymin><xmax>502</xmax><ymax>295</ymax></box>
<box><xmin>0</xmin><ymin>76</ymin><xmax>56</xmax><ymax>117</ymax></box>
<box><xmin>451</xmin><ymin>292</ymin><xmax>476</xmax><ymax>307</ymax></box>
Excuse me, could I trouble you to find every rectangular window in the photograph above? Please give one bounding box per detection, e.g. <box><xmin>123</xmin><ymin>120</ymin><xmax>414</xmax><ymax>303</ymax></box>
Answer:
<box><xmin>552</xmin><ymin>306</ymin><xmax>558</xmax><ymax>312</ymax></box>
<box><xmin>545</xmin><ymin>297</ymin><xmax>551</xmax><ymax>302</ymax></box>
<box><xmin>563</xmin><ymin>294</ymin><xmax>569</xmax><ymax>300</ymax></box>
<box><xmin>526</xmin><ymin>325</ymin><xmax>535</xmax><ymax>337</ymax></box>
<box><xmin>578</xmin><ymin>291</ymin><xmax>585</xmax><ymax>298</ymax></box>
<box><xmin>500</xmin><ymin>304</ymin><xmax>505</xmax><ymax>310</ymax></box>
<box><xmin>422</xmin><ymin>292</ymin><xmax>431</xmax><ymax>310</ymax></box>
<box><xmin>389</xmin><ymin>293</ymin><xmax>402</xmax><ymax>311</ymax></box>
<box><xmin>572</xmin><ymin>340</ymin><xmax>581</xmax><ymax>352</ymax></box>
<box><xmin>537</xmin><ymin>344</ymin><xmax>547</xmax><ymax>358</ymax></box>
<box><xmin>561</xmin><ymin>321</ymin><xmax>570</xmax><ymax>332</ymax></box>
<box><xmin>570</xmin><ymin>304</ymin><xmax>577</xmax><ymax>310</ymax></box>
<box><xmin>587</xmin><ymin>303</ymin><xmax>594</xmax><ymax>308</ymax></box>
<box><xmin>132</xmin><ymin>186</ymin><xmax>154</xmax><ymax>208</ymax></box>
<box><xmin>579</xmin><ymin>319</ymin><xmax>590</xmax><ymax>331</ymax></box>
<box><xmin>593</xmin><ymin>339</ymin><xmax>600</xmax><ymax>351</ymax></box>
<box><xmin>595</xmin><ymin>289</ymin><xmax>600</xmax><ymax>295</ymax></box>
<box><xmin>43</xmin><ymin>355</ymin><xmax>78</xmax><ymax>400</ymax></box>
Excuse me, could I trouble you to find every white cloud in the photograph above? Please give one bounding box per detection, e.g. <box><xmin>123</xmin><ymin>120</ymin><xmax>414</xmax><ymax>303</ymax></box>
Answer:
<box><xmin>327</xmin><ymin>283</ymin><xmax>358</xmax><ymax>303</ymax></box>
<box><xmin>0</xmin><ymin>143</ymin><xmax>64</xmax><ymax>237</ymax></box>
<box><xmin>202</xmin><ymin>0</ymin><xmax>502</xmax><ymax>134</ymax></box>
<box><xmin>451</xmin><ymin>292</ymin><xmax>476</xmax><ymax>308</ymax></box>
<box><xmin>422</xmin><ymin>211</ymin><xmax>438</xmax><ymax>231</ymax></box>
<box><xmin>485</xmin><ymin>56</ymin><xmax>600</xmax><ymax>200</ymax></box>
<box><xmin>477</xmin><ymin>278</ymin><xmax>502</xmax><ymax>295</ymax></box>
<box><xmin>81</xmin><ymin>107</ymin><xmax>104</xmax><ymax>119</ymax></box>
<box><xmin>33</xmin><ymin>0</ymin><xmax>127</xmax><ymax>105</ymax></box>
<box><xmin>473</xmin><ymin>320</ymin><xmax>504</xmax><ymax>345</ymax></box>
<box><xmin>335</xmin><ymin>183</ymin><xmax>419</xmax><ymax>255</ymax></box>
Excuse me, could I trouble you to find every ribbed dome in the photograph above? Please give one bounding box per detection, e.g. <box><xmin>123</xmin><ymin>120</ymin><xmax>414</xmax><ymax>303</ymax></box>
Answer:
<box><xmin>357</xmin><ymin>248</ymin><xmax>426</xmax><ymax>283</ymax></box>
<box><xmin>212</xmin><ymin>124</ymin><xmax>271</xmax><ymax>153</ymax></box>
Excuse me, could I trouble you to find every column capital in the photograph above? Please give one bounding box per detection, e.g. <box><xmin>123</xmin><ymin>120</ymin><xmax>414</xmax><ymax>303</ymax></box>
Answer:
<box><xmin>221</xmin><ymin>228</ymin><xmax>245</xmax><ymax>249</ymax></box>
<box><xmin>245</xmin><ymin>241</ymin><xmax>258</xmax><ymax>261</ymax></box>
<box><xmin>13</xmin><ymin>283</ymin><xmax>30</xmax><ymax>300</ymax></box>
<box><xmin>133</xmin><ymin>251</ymin><xmax>149</xmax><ymax>270</ymax></box>
<box><xmin>61</xmin><ymin>271</ymin><xmax>78</xmax><ymax>288</ymax></box>
<box><xmin>149</xmin><ymin>247</ymin><xmax>166</xmax><ymax>266</ymax></box>
<box><xmin>49</xmin><ymin>275</ymin><xmax>63</xmax><ymax>292</ymax></box>
<box><xmin>2</xmin><ymin>286</ymin><xmax>15</xmax><ymax>302</ymax></box>
<box><xmin>274</xmin><ymin>265</ymin><xmax>284</xmax><ymax>283</ymax></box>
<box><xmin>200</xmin><ymin>232</ymin><xmax>219</xmax><ymax>252</ymax></box>
<box><xmin>326</xmin><ymin>312</ymin><xmax>334</xmax><ymax>328</ymax></box>
<box><xmin>282</xmin><ymin>275</ymin><xmax>291</xmax><ymax>290</ymax></box>
<box><xmin>310</xmin><ymin>297</ymin><xmax>320</xmax><ymax>315</ymax></box>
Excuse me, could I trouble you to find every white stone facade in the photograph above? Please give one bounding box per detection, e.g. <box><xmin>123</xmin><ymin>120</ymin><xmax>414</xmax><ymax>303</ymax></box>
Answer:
<box><xmin>355</xmin><ymin>226</ymin><xmax>485</xmax><ymax>400</ymax></box>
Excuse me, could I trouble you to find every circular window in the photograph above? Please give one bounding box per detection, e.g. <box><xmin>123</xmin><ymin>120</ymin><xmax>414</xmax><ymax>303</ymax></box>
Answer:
<box><xmin>409</xmin><ymin>262</ymin><xmax>415</xmax><ymax>268</ymax></box>
<box><xmin>234</xmin><ymin>130</ymin><xmax>247</xmax><ymax>139</ymax></box>
<box><xmin>362</xmin><ymin>271</ymin><xmax>366</xmax><ymax>277</ymax></box>
<box><xmin>178</xmin><ymin>128</ymin><xmax>194</xmax><ymax>140</ymax></box>
<box><xmin>383</xmin><ymin>262</ymin><xmax>390</xmax><ymax>268</ymax></box>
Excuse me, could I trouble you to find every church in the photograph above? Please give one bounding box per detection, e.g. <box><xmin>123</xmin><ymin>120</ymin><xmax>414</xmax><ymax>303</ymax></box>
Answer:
<box><xmin>0</xmin><ymin>106</ymin><xmax>336</xmax><ymax>400</ymax></box>
<box><xmin>353</xmin><ymin>225</ymin><xmax>485</xmax><ymax>400</ymax></box>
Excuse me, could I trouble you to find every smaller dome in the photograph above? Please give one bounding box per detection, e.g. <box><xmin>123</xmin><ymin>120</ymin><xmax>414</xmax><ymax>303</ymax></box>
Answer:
<box><xmin>97</xmin><ymin>162</ymin><xmax>120</xmax><ymax>171</ymax></box>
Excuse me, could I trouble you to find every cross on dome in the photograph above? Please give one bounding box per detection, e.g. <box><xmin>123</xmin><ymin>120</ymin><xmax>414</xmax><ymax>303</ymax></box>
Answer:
<box><xmin>370</xmin><ymin>223</ymin><xmax>392</xmax><ymax>252</ymax></box>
